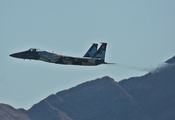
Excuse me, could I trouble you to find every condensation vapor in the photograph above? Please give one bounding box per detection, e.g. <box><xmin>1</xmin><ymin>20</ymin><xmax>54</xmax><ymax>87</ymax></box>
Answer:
<box><xmin>116</xmin><ymin>63</ymin><xmax>173</xmax><ymax>74</ymax></box>
<box><xmin>150</xmin><ymin>63</ymin><xmax>173</xmax><ymax>73</ymax></box>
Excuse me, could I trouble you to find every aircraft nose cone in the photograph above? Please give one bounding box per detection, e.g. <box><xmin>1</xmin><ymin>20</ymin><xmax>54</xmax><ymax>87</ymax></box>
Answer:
<box><xmin>9</xmin><ymin>53</ymin><xmax>23</xmax><ymax>58</ymax></box>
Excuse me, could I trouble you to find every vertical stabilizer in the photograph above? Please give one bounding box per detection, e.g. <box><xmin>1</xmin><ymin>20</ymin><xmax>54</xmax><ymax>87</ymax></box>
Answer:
<box><xmin>92</xmin><ymin>43</ymin><xmax>107</xmax><ymax>61</ymax></box>
<box><xmin>83</xmin><ymin>43</ymin><xmax>98</xmax><ymax>57</ymax></box>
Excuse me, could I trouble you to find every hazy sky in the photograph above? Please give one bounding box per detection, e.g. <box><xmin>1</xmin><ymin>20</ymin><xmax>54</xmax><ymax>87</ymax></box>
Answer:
<box><xmin>1</xmin><ymin>1</ymin><xmax>175</xmax><ymax>109</ymax></box>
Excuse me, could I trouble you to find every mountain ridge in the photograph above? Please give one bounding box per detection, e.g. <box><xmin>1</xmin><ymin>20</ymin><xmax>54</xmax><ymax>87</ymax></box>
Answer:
<box><xmin>1</xmin><ymin>56</ymin><xmax>175</xmax><ymax>120</ymax></box>
<box><xmin>0</xmin><ymin>103</ymin><xmax>30</xmax><ymax>120</ymax></box>
<box><xmin>28</xmin><ymin>76</ymin><xmax>137</xmax><ymax>120</ymax></box>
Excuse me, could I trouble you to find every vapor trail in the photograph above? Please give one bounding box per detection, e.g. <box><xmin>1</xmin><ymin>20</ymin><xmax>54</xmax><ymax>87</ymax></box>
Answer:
<box><xmin>115</xmin><ymin>63</ymin><xmax>172</xmax><ymax>73</ymax></box>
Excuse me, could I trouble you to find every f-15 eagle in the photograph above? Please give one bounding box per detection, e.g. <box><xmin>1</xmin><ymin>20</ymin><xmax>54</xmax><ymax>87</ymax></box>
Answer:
<box><xmin>10</xmin><ymin>43</ymin><xmax>113</xmax><ymax>66</ymax></box>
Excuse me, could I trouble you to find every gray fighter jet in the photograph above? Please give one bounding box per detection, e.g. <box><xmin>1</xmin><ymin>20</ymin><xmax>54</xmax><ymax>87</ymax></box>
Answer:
<box><xmin>10</xmin><ymin>43</ymin><xmax>112</xmax><ymax>66</ymax></box>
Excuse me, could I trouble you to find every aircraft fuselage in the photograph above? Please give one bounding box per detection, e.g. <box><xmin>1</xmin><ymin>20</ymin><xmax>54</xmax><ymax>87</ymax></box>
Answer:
<box><xmin>10</xmin><ymin>48</ymin><xmax>104</xmax><ymax>66</ymax></box>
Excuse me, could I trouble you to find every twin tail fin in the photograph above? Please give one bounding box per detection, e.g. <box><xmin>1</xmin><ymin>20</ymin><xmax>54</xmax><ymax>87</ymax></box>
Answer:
<box><xmin>83</xmin><ymin>43</ymin><xmax>98</xmax><ymax>57</ymax></box>
<box><xmin>92</xmin><ymin>43</ymin><xmax>107</xmax><ymax>62</ymax></box>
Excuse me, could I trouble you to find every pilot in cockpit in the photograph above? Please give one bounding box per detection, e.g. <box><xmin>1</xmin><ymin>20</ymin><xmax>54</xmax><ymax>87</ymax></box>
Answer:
<box><xmin>30</xmin><ymin>48</ymin><xmax>36</xmax><ymax>52</ymax></box>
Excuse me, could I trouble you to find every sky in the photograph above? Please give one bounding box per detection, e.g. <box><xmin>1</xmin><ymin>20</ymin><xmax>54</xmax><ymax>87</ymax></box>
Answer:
<box><xmin>1</xmin><ymin>1</ymin><xmax>175</xmax><ymax>109</ymax></box>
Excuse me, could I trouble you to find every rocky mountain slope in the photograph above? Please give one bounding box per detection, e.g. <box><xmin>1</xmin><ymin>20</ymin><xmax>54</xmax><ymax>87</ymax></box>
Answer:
<box><xmin>28</xmin><ymin>76</ymin><xmax>137</xmax><ymax>120</ymax></box>
<box><xmin>0</xmin><ymin>56</ymin><xmax>175</xmax><ymax>120</ymax></box>
<box><xmin>0</xmin><ymin>104</ymin><xmax>30</xmax><ymax>120</ymax></box>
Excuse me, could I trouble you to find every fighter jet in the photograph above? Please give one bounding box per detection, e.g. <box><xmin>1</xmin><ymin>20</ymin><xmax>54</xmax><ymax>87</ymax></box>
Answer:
<box><xmin>10</xmin><ymin>43</ymin><xmax>112</xmax><ymax>66</ymax></box>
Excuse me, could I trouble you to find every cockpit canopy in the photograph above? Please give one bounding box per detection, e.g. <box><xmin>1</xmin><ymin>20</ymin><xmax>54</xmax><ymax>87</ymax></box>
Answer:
<box><xmin>29</xmin><ymin>48</ymin><xmax>40</xmax><ymax>52</ymax></box>
<box><xmin>28</xmin><ymin>48</ymin><xmax>41</xmax><ymax>52</ymax></box>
